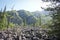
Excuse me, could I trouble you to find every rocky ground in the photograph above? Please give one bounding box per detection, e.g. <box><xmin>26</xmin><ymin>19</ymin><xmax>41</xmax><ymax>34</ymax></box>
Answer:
<box><xmin>0</xmin><ymin>27</ymin><xmax>58</xmax><ymax>40</ymax></box>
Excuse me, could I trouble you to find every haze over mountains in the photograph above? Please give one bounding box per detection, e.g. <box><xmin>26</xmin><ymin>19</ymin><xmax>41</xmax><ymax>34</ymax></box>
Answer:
<box><xmin>8</xmin><ymin>10</ymin><xmax>51</xmax><ymax>25</ymax></box>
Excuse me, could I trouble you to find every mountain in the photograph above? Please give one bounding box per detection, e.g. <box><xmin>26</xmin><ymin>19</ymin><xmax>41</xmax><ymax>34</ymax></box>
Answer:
<box><xmin>7</xmin><ymin>10</ymin><xmax>51</xmax><ymax>25</ymax></box>
<box><xmin>32</xmin><ymin>11</ymin><xmax>51</xmax><ymax>17</ymax></box>
<box><xmin>17</xmin><ymin>10</ymin><xmax>37</xmax><ymax>25</ymax></box>
<box><xmin>32</xmin><ymin>10</ymin><xmax>52</xmax><ymax>25</ymax></box>
<box><xmin>7</xmin><ymin>10</ymin><xmax>23</xmax><ymax>25</ymax></box>
<box><xmin>8</xmin><ymin>10</ymin><xmax>37</xmax><ymax>25</ymax></box>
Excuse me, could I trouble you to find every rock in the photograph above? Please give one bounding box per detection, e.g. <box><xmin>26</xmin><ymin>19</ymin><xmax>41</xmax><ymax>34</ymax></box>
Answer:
<box><xmin>0</xmin><ymin>27</ymin><xmax>58</xmax><ymax>40</ymax></box>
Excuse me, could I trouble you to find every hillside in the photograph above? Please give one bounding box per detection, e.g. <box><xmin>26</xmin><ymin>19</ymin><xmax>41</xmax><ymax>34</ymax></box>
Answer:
<box><xmin>7</xmin><ymin>10</ymin><xmax>51</xmax><ymax>26</ymax></box>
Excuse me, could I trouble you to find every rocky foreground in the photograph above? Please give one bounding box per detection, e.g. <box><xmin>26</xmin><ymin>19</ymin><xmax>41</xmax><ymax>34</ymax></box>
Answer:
<box><xmin>0</xmin><ymin>27</ymin><xmax>58</xmax><ymax>40</ymax></box>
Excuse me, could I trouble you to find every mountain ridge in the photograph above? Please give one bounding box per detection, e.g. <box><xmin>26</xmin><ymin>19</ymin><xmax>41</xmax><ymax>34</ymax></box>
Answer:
<box><xmin>7</xmin><ymin>10</ymin><xmax>51</xmax><ymax>25</ymax></box>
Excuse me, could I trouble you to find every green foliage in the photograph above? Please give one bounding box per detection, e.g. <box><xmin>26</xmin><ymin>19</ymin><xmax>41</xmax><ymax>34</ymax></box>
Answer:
<box><xmin>9</xmin><ymin>22</ymin><xmax>15</xmax><ymax>28</ymax></box>
<box><xmin>0</xmin><ymin>7</ymin><xmax>15</xmax><ymax>30</ymax></box>
<box><xmin>45</xmin><ymin>3</ymin><xmax>60</xmax><ymax>38</ymax></box>
<box><xmin>23</xmin><ymin>18</ymin><xmax>27</xmax><ymax>26</ymax></box>
<box><xmin>51</xmin><ymin>10</ymin><xmax>60</xmax><ymax>37</ymax></box>
<box><xmin>0</xmin><ymin>6</ymin><xmax>7</xmax><ymax>30</ymax></box>
<box><xmin>0</xmin><ymin>6</ymin><xmax>53</xmax><ymax>30</ymax></box>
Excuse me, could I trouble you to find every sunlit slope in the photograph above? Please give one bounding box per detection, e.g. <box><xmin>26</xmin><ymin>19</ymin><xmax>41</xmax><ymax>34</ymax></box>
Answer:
<box><xmin>7</xmin><ymin>10</ymin><xmax>51</xmax><ymax>25</ymax></box>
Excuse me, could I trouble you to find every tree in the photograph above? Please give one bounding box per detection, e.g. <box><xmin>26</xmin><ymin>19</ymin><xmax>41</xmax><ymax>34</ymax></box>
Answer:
<box><xmin>0</xmin><ymin>6</ymin><xmax>15</xmax><ymax>30</ymax></box>
<box><xmin>42</xmin><ymin>0</ymin><xmax>60</xmax><ymax>39</ymax></box>
<box><xmin>0</xmin><ymin>6</ymin><xmax>8</xmax><ymax>30</ymax></box>
<box><xmin>23</xmin><ymin>18</ymin><xmax>27</xmax><ymax>26</ymax></box>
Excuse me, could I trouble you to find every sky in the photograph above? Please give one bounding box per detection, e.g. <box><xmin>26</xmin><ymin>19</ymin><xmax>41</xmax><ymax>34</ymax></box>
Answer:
<box><xmin>0</xmin><ymin>0</ymin><xmax>51</xmax><ymax>12</ymax></box>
